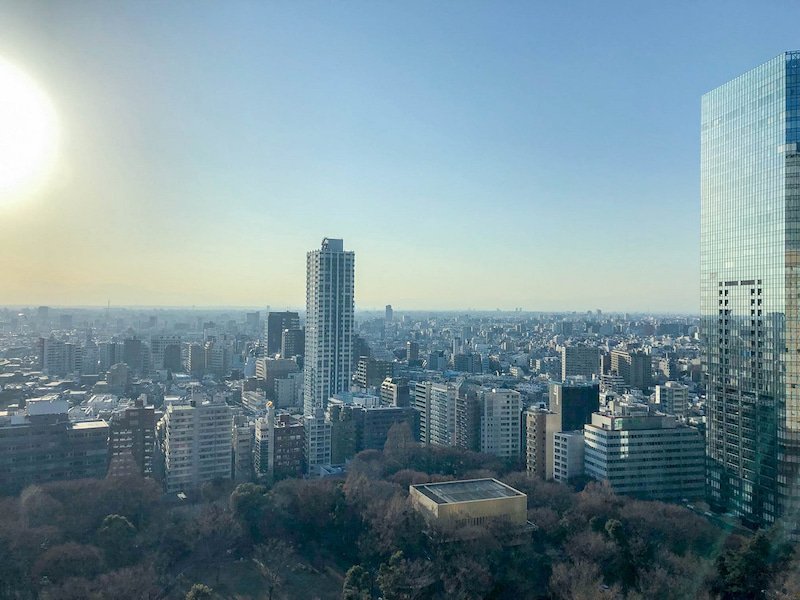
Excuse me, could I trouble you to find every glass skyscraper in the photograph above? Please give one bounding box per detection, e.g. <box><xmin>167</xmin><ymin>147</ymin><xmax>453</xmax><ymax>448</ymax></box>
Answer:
<box><xmin>702</xmin><ymin>52</ymin><xmax>800</xmax><ymax>529</ymax></box>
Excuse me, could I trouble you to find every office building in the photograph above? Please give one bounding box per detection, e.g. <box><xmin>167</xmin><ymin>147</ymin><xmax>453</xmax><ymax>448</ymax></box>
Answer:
<box><xmin>561</xmin><ymin>346</ymin><xmax>600</xmax><ymax>381</ymax></box>
<box><xmin>304</xmin><ymin>238</ymin><xmax>355</xmax><ymax>416</ymax></box>
<box><xmin>655</xmin><ymin>381</ymin><xmax>689</xmax><ymax>418</ymax></box>
<box><xmin>409</xmin><ymin>478</ymin><xmax>527</xmax><ymax>527</ymax></box>
<box><xmin>266</xmin><ymin>312</ymin><xmax>300</xmax><ymax>355</ymax></box>
<box><xmin>161</xmin><ymin>399</ymin><xmax>233</xmax><ymax>494</ymax></box>
<box><xmin>546</xmin><ymin>380</ymin><xmax>599</xmax><ymax>479</ymax></box>
<box><xmin>385</xmin><ymin>304</ymin><xmax>393</xmax><ymax>323</ymax></box>
<box><xmin>281</xmin><ymin>327</ymin><xmax>305</xmax><ymax>358</ymax></box>
<box><xmin>584</xmin><ymin>412</ymin><xmax>705</xmax><ymax>501</ymax></box>
<box><xmin>701</xmin><ymin>52</ymin><xmax>800</xmax><ymax>527</ymax></box>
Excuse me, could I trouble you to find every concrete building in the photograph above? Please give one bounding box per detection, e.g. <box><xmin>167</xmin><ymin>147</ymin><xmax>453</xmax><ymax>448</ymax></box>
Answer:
<box><xmin>655</xmin><ymin>381</ymin><xmax>689</xmax><ymax>418</ymax></box>
<box><xmin>242</xmin><ymin>390</ymin><xmax>268</xmax><ymax>415</ymax></box>
<box><xmin>107</xmin><ymin>397</ymin><xmax>155</xmax><ymax>478</ymax></box>
<box><xmin>414</xmin><ymin>381</ymin><xmax>457</xmax><ymax>447</ymax></box>
<box><xmin>552</xmin><ymin>431</ymin><xmax>584</xmax><ymax>483</ymax></box>
<box><xmin>479</xmin><ymin>388</ymin><xmax>521</xmax><ymax>459</ymax></box>
<box><xmin>255</xmin><ymin>358</ymin><xmax>299</xmax><ymax>399</ymax></box>
<box><xmin>0</xmin><ymin>397</ymin><xmax>109</xmax><ymax>493</ymax></box>
<box><xmin>360</xmin><ymin>405</ymin><xmax>418</xmax><ymax>450</ymax></box>
<box><xmin>409</xmin><ymin>478</ymin><xmax>527</xmax><ymax>527</ymax></box>
<box><xmin>355</xmin><ymin>357</ymin><xmax>393</xmax><ymax>392</ymax></box>
<box><xmin>380</xmin><ymin>377</ymin><xmax>410</xmax><ymax>407</ymax></box>
<box><xmin>266</xmin><ymin>311</ymin><xmax>300</xmax><ymax>355</ymax></box>
<box><xmin>304</xmin><ymin>238</ymin><xmax>355</xmax><ymax>416</ymax></box>
<box><xmin>561</xmin><ymin>346</ymin><xmax>599</xmax><ymax>381</ymax></box>
<box><xmin>150</xmin><ymin>335</ymin><xmax>182</xmax><ymax>372</ymax></box>
<box><xmin>525</xmin><ymin>408</ymin><xmax>550</xmax><ymax>479</ymax></box>
<box><xmin>281</xmin><ymin>327</ymin><xmax>304</xmax><ymax>358</ymax></box>
<box><xmin>304</xmin><ymin>407</ymin><xmax>332</xmax><ymax>476</ymax></box>
<box><xmin>161</xmin><ymin>399</ymin><xmax>233</xmax><ymax>494</ymax></box>
<box><xmin>584</xmin><ymin>412</ymin><xmax>705</xmax><ymax>501</ymax></box>
<box><xmin>232</xmin><ymin>414</ymin><xmax>253</xmax><ymax>482</ymax></box>
<box><xmin>610</xmin><ymin>349</ymin><xmax>652</xmax><ymax>391</ymax></box>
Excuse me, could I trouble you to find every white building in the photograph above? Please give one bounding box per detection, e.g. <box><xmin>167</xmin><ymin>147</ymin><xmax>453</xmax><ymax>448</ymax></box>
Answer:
<box><xmin>304</xmin><ymin>407</ymin><xmax>332</xmax><ymax>476</ymax></box>
<box><xmin>254</xmin><ymin>403</ymin><xmax>275</xmax><ymax>480</ymax></box>
<box><xmin>479</xmin><ymin>388</ymin><xmax>521</xmax><ymax>458</ymax></box>
<box><xmin>304</xmin><ymin>238</ymin><xmax>355</xmax><ymax>416</ymax></box>
<box><xmin>162</xmin><ymin>399</ymin><xmax>233</xmax><ymax>494</ymax></box>
<box><xmin>584</xmin><ymin>412</ymin><xmax>704</xmax><ymax>501</ymax></box>
<box><xmin>414</xmin><ymin>381</ymin><xmax>457</xmax><ymax>447</ymax></box>
<box><xmin>655</xmin><ymin>381</ymin><xmax>689</xmax><ymax>418</ymax></box>
<box><xmin>552</xmin><ymin>431</ymin><xmax>584</xmax><ymax>483</ymax></box>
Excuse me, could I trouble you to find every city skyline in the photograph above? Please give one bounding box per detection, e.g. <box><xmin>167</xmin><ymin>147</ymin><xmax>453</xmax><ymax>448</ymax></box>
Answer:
<box><xmin>1</xmin><ymin>2</ymin><xmax>799</xmax><ymax>311</ymax></box>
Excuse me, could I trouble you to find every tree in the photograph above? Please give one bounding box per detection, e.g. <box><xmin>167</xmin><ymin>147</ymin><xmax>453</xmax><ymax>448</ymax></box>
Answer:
<box><xmin>230</xmin><ymin>483</ymin><xmax>268</xmax><ymax>541</ymax></box>
<box><xmin>253</xmin><ymin>539</ymin><xmax>294</xmax><ymax>600</ymax></box>
<box><xmin>342</xmin><ymin>565</ymin><xmax>372</xmax><ymax>600</ymax></box>
<box><xmin>32</xmin><ymin>542</ymin><xmax>104</xmax><ymax>584</ymax></box>
<box><xmin>96</xmin><ymin>514</ymin><xmax>137</xmax><ymax>568</ymax></box>
<box><xmin>186</xmin><ymin>583</ymin><xmax>213</xmax><ymax>600</ymax></box>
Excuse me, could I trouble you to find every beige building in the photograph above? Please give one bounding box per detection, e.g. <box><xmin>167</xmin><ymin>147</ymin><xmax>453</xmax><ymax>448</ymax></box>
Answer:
<box><xmin>409</xmin><ymin>478</ymin><xmax>527</xmax><ymax>527</ymax></box>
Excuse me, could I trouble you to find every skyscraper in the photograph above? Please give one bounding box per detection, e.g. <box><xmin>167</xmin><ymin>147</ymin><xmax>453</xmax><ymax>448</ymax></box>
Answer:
<box><xmin>265</xmin><ymin>311</ymin><xmax>300</xmax><ymax>355</ymax></box>
<box><xmin>303</xmin><ymin>238</ymin><xmax>355</xmax><ymax>416</ymax></box>
<box><xmin>702</xmin><ymin>52</ymin><xmax>800</xmax><ymax>529</ymax></box>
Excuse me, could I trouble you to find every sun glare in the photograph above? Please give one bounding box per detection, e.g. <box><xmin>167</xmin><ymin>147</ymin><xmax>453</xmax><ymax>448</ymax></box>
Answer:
<box><xmin>0</xmin><ymin>58</ymin><xmax>58</xmax><ymax>200</ymax></box>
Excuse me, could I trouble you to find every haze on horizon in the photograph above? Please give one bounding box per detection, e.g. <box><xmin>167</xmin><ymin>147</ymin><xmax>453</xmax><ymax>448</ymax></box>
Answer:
<box><xmin>1</xmin><ymin>1</ymin><xmax>798</xmax><ymax>313</ymax></box>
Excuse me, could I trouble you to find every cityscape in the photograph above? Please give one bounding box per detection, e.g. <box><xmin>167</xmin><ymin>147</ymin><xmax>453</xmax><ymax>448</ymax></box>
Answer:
<box><xmin>3</xmin><ymin>2</ymin><xmax>800</xmax><ymax>600</ymax></box>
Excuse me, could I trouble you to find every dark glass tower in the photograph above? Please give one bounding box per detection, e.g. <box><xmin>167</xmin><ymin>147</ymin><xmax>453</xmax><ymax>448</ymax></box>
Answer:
<box><xmin>702</xmin><ymin>52</ymin><xmax>800</xmax><ymax>529</ymax></box>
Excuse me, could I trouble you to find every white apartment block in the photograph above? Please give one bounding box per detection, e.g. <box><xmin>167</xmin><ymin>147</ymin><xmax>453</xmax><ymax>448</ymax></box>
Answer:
<box><xmin>552</xmin><ymin>431</ymin><xmax>585</xmax><ymax>483</ymax></box>
<box><xmin>162</xmin><ymin>399</ymin><xmax>232</xmax><ymax>494</ymax></box>
<box><xmin>655</xmin><ymin>381</ymin><xmax>689</xmax><ymax>418</ymax></box>
<box><xmin>479</xmin><ymin>388</ymin><xmax>521</xmax><ymax>458</ymax></box>
<box><xmin>304</xmin><ymin>407</ymin><xmax>332</xmax><ymax>476</ymax></box>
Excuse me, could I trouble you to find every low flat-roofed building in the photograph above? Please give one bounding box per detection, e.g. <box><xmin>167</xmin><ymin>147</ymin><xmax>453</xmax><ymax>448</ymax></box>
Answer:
<box><xmin>409</xmin><ymin>478</ymin><xmax>527</xmax><ymax>527</ymax></box>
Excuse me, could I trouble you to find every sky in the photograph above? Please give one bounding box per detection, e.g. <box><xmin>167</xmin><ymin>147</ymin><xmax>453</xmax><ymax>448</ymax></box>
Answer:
<box><xmin>0</xmin><ymin>0</ymin><xmax>798</xmax><ymax>313</ymax></box>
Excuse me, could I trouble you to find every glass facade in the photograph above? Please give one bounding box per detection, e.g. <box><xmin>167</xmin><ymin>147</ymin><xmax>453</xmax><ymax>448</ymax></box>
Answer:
<box><xmin>701</xmin><ymin>52</ymin><xmax>800</xmax><ymax>529</ymax></box>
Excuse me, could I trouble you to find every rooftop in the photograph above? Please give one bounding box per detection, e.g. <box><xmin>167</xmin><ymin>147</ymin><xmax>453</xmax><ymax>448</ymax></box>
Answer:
<box><xmin>411</xmin><ymin>478</ymin><xmax>524</xmax><ymax>505</ymax></box>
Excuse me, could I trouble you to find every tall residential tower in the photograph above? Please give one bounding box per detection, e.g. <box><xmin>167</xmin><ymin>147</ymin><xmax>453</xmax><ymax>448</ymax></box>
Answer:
<box><xmin>303</xmin><ymin>238</ymin><xmax>355</xmax><ymax>416</ymax></box>
<box><xmin>701</xmin><ymin>52</ymin><xmax>800</xmax><ymax>529</ymax></box>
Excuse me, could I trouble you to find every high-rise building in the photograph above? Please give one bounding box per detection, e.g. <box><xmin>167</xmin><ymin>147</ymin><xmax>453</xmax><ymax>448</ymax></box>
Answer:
<box><xmin>266</xmin><ymin>312</ymin><xmax>300</xmax><ymax>355</ymax></box>
<box><xmin>561</xmin><ymin>346</ymin><xmax>599</xmax><ymax>381</ymax></box>
<box><xmin>161</xmin><ymin>399</ymin><xmax>232</xmax><ymax>494</ymax></box>
<box><xmin>385</xmin><ymin>304</ymin><xmax>393</xmax><ymax>323</ymax></box>
<box><xmin>479</xmin><ymin>388</ymin><xmax>522</xmax><ymax>459</ymax></box>
<box><xmin>303</xmin><ymin>238</ymin><xmax>355</xmax><ymax>416</ymax></box>
<box><xmin>701</xmin><ymin>52</ymin><xmax>800</xmax><ymax>528</ymax></box>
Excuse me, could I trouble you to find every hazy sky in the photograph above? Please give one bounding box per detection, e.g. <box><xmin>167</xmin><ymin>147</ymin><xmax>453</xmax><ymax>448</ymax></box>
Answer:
<box><xmin>1</xmin><ymin>1</ymin><xmax>798</xmax><ymax>312</ymax></box>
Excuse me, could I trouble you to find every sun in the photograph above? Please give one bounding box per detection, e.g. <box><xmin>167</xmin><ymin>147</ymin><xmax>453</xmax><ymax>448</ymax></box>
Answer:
<box><xmin>0</xmin><ymin>58</ymin><xmax>58</xmax><ymax>199</ymax></box>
